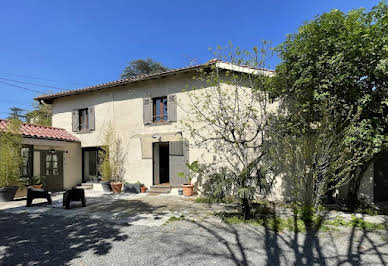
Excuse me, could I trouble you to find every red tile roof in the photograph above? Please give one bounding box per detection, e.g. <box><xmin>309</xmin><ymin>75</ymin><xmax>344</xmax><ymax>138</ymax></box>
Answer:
<box><xmin>0</xmin><ymin>119</ymin><xmax>79</xmax><ymax>142</ymax></box>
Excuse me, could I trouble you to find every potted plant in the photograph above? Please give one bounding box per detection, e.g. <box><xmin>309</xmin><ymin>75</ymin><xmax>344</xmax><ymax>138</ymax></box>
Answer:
<box><xmin>0</xmin><ymin>119</ymin><xmax>22</xmax><ymax>202</ymax></box>
<box><xmin>178</xmin><ymin>161</ymin><xmax>200</xmax><ymax>197</ymax></box>
<box><xmin>19</xmin><ymin>176</ymin><xmax>46</xmax><ymax>189</ymax></box>
<box><xmin>99</xmin><ymin>124</ymin><xmax>126</xmax><ymax>194</ymax></box>
<box><xmin>140</xmin><ymin>183</ymin><xmax>147</xmax><ymax>193</ymax></box>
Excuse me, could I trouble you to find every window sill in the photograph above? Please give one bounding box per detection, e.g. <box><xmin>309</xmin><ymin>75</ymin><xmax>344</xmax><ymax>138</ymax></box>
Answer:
<box><xmin>145</xmin><ymin>121</ymin><xmax>175</xmax><ymax>127</ymax></box>
<box><xmin>75</xmin><ymin>130</ymin><xmax>94</xmax><ymax>134</ymax></box>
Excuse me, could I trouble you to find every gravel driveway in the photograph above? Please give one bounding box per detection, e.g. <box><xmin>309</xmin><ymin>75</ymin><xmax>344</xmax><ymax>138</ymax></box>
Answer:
<box><xmin>0</xmin><ymin>210</ymin><xmax>387</xmax><ymax>265</ymax></box>
<box><xmin>0</xmin><ymin>192</ymin><xmax>387</xmax><ymax>265</ymax></box>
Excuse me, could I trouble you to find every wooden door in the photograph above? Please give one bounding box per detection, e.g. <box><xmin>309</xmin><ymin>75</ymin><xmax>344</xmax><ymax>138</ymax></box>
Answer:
<box><xmin>169</xmin><ymin>141</ymin><xmax>188</xmax><ymax>186</ymax></box>
<box><xmin>41</xmin><ymin>151</ymin><xmax>64</xmax><ymax>191</ymax></box>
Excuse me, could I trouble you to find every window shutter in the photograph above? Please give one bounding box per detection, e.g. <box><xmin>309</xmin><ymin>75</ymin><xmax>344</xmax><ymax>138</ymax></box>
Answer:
<box><xmin>167</xmin><ymin>94</ymin><xmax>177</xmax><ymax>122</ymax></box>
<box><xmin>72</xmin><ymin>110</ymin><xmax>79</xmax><ymax>132</ymax></box>
<box><xmin>169</xmin><ymin>141</ymin><xmax>187</xmax><ymax>186</ymax></box>
<box><xmin>88</xmin><ymin>106</ymin><xmax>95</xmax><ymax>131</ymax></box>
<box><xmin>143</xmin><ymin>98</ymin><xmax>152</xmax><ymax>125</ymax></box>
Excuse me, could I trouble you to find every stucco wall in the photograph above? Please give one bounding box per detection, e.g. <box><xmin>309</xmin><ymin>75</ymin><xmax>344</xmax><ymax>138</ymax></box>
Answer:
<box><xmin>23</xmin><ymin>138</ymin><xmax>82</xmax><ymax>189</ymax></box>
<box><xmin>51</xmin><ymin>73</ymin><xmax>209</xmax><ymax>187</ymax></box>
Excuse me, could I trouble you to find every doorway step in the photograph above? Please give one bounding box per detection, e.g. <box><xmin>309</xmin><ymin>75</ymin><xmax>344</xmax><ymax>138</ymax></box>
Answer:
<box><xmin>148</xmin><ymin>185</ymin><xmax>171</xmax><ymax>194</ymax></box>
<box><xmin>76</xmin><ymin>183</ymin><xmax>94</xmax><ymax>190</ymax></box>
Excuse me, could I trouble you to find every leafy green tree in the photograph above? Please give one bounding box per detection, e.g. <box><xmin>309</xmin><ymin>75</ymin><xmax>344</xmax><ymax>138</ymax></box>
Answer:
<box><xmin>272</xmin><ymin>1</ymin><xmax>388</xmax><ymax>208</ymax></box>
<box><xmin>26</xmin><ymin>103</ymin><xmax>52</xmax><ymax>126</ymax></box>
<box><xmin>121</xmin><ymin>58</ymin><xmax>168</xmax><ymax>79</ymax></box>
<box><xmin>0</xmin><ymin>119</ymin><xmax>22</xmax><ymax>187</ymax></box>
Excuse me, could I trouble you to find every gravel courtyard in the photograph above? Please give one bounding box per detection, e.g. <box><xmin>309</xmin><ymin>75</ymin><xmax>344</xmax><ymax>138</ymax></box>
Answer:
<box><xmin>0</xmin><ymin>191</ymin><xmax>387</xmax><ymax>265</ymax></box>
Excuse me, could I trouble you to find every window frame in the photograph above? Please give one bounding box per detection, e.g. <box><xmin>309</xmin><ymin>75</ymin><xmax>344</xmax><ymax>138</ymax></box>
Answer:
<box><xmin>152</xmin><ymin>96</ymin><xmax>168</xmax><ymax>123</ymax></box>
<box><xmin>21</xmin><ymin>145</ymin><xmax>33</xmax><ymax>177</ymax></box>
<box><xmin>78</xmin><ymin>108</ymin><xmax>89</xmax><ymax>132</ymax></box>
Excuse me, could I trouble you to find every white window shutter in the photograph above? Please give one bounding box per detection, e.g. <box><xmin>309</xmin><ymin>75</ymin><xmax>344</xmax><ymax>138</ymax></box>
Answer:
<box><xmin>143</xmin><ymin>98</ymin><xmax>152</xmax><ymax>125</ymax></box>
<box><xmin>88</xmin><ymin>106</ymin><xmax>95</xmax><ymax>131</ymax></box>
<box><xmin>72</xmin><ymin>110</ymin><xmax>79</xmax><ymax>132</ymax></box>
<box><xmin>167</xmin><ymin>94</ymin><xmax>177</xmax><ymax>122</ymax></box>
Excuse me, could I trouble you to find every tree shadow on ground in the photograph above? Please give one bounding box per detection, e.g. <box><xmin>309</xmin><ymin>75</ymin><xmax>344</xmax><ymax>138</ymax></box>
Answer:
<box><xmin>160</xmin><ymin>204</ymin><xmax>388</xmax><ymax>265</ymax></box>
<box><xmin>0</xmin><ymin>196</ymin><xmax>168</xmax><ymax>265</ymax></box>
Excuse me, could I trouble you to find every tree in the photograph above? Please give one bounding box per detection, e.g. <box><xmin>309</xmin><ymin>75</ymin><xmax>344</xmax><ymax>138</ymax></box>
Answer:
<box><xmin>120</xmin><ymin>58</ymin><xmax>169</xmax><ymax>79</ymax></box>
<box><xmin>267</xmin><ymin>97</ymin><xmax>359</xmax><ymax>219</ymax></box>
<box><xmin>183</xmin><ymin>43</ymin><xmax>274</xmax><ymax>219</ymax></box>
<box><xmin>8</xmin><ymin>107</ymin><xmax>25</xmax><ymax>122</ymax></box>
<box><xmin>0</xmin><ymin>119</ymin><xmax>22</xmax><ymax>188</ymax></box>
<box><xmin>99</xmin><ymin>124</ymin><xmax>126</xmax><ymax>183</ymax></box>
<box><xmin>272</xmin><ymin>2</ymin><xmax>388</xmax><ymax>209</ymax></box>
<box><xmin>26</xmin><ymin>103</ymin><xmax>52</xmax><ymax>126</ymax></box>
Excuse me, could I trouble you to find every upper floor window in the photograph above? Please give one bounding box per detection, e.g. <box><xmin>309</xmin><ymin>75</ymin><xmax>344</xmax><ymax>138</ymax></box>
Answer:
<box><xmin>79</xmin><ymin>108</ymin><xmax>88</xmax><ymax>131</ymax></box>
<box><xmin>153</xmin><ymin>97</ymin><xmax>168</xmax><ymax>122</ymax></box>
<box><xmin>143</xmin><ymin>94</ymin><xmax>177</xmax><ymax>125</ymax></box>
<box><xmin>72</xmin><ymin>107</ymin><xmax>95</xmax><ymax>133</ymax></box>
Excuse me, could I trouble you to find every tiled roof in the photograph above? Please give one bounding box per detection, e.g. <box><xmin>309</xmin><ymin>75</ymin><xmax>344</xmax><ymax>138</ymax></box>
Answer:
<box><xmin>0</xmin><ymin>119</ymin><xmax>79</xmax><ymax>142</ymax></box>
<box><xmin>35</xmin><ymin>60</ymin><xmax>274</xmax><ymax>102</ymax></box>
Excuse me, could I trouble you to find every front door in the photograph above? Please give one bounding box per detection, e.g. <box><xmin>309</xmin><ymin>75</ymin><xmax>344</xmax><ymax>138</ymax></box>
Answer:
<box><xmin>41</xmin><ymin>151</ymin><xmax>64</xmax><ymax>191</ymax></box>
<box><xmin>153</xmin><ymin>142</ymin><xmax>169</xmax><ymax>185</ymax></box>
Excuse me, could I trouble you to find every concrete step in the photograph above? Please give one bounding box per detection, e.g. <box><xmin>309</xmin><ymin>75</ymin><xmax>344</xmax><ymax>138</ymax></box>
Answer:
<box><xmin>76</xmin><ymin>183</ymin><xmax>94</xmax><ymax>190</ymax></box>
<box><xmin>148</xmin><ymin>186</ymin><xmax>171</xmax><ymax>194</ymax></box>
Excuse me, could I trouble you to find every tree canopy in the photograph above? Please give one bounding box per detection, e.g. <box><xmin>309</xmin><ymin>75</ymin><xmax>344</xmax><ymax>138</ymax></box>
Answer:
<box><xmin>272</xmin><ymin>1</ymin><xmax>388</xmax><ymax>208</ymax></box>
<box><xmin>120</xmin><ymin>58</ymin><xmax>168</xmax><ymax>79</ymax></box>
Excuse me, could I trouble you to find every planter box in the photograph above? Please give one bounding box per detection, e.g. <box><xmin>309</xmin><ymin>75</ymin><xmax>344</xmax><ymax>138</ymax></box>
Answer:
<box><xmin>100</xmin><ymin>181</ymin><xmax>112</xmax><ymax>192</ymax></box>
<box><xmin>123</xmin><ymin>183</ymin><xmax>140</xmax><ymax>194</ymax></box>
<box><xmin>0</xmin><ymin>186</ymin><xmax>18</xmax><ymax>202</ymax></box>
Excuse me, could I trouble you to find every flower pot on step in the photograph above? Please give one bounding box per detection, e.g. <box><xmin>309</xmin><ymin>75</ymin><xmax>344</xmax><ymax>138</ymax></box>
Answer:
<box><xmin>140</xmin><ymin>186</ymin><xmax>147</xmax><ymax>193</ymax></box>
<box><xmin>100</xmin><ymin>181</ymin><xmax>112</xmax><ymax>192</ymax></box>
<box><xmin>182</xmin><ymin>184</ymin><xmax>194</xmax><ymax>196</ymax></box>
<box><xmin>111</xmin><ymin>182</ymin><xmax>123</xmax><ymax>193</ymax></box>
<box><xmin>0</xmin><ymin>186</ymin><xmax>18</xmax><ymax>202</ymax></box>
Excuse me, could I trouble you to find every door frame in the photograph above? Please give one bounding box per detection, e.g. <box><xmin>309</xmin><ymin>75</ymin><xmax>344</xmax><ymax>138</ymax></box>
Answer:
<box><xmin>40</xmin><ymin>150</ymin><xmax>64</xmax><ymax>192</ymax></box>
<box><xmin>82</xmin><ymin>147</ymin><xmax>103</xmax><ymax>183</ymax></box>
<box><xmin>152</xmin><ymin>142</ymin><xmax>170</xmax><ymax>185</ymax></box>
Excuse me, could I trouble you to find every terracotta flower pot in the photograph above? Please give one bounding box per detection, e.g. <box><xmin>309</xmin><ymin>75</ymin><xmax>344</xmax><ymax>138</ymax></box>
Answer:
<box><xmin>31</xmin><ymin>185</ymin><xmax>43</xmax><ymax>189</ymax></box>
<box><xmin>110</xmin><ymin>182</ymin><xmax>123</xmax><ymax>193</ymax></box>
<box><xmin>140</xmin><ymin>186</ymin><xmax>147</xmax><ymax>193</ymax></box>
<box><xmin>182</xmin><ymin>184</ymin><xmax>194</xmax><ymax>196</ymax></box>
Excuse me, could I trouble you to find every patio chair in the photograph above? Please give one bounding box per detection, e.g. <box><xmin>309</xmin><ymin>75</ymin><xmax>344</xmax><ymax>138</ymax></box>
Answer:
<box><xmin>26</xmin><ymin>187</ymin><xmax>52</xmax><ymax>207</ymax></box>
<box><xmin>63</xmin><ymin>188</ymin><xmax>86</xmax><ymax>209</ymax></box>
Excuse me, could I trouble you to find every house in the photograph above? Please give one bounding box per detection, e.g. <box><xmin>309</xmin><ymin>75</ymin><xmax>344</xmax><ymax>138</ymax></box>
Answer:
<box><xmin>0</xmin><ymin>119</ymin><xmax>81</xmax><ymax>191</ymax></box>
<box><xmin>33</xmin><ymin>60</ymin><xmax>271</xmax><ymax>191</ymax></box>
<box><xmin>32</xmin><ymin>60</ymin><xmax>387</xmax><ymax>204</ymax></box>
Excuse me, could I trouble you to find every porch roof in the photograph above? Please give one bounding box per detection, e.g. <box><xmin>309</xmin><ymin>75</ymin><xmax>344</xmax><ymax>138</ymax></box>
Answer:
<box><xmin>0</xmin><ymin>119</ymin><xmax>79</xmax><ymax>142</ymax></box>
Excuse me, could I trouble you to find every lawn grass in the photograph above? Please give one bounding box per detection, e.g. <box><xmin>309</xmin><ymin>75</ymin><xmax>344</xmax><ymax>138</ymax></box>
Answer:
<box><xmin>217</xmin><ymin>211</ymin><xmax>387</xmax><ymax>233</ymax></box>
<box><xmin>163</xmin><ymin>215</ymin><xmax>185</xmax><ymax>225</ymax></box>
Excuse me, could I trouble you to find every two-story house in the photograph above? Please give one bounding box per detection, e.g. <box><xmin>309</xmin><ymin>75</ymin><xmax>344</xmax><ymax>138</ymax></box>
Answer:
<box><xmin>34</xmin><ymin>60</ymin><xmax>268</xmax><ymax>191</ymax></box>
<box><xmin>32</xmin><ymin>59</ymin><xmax>387</xmax><ymax>205</ymax></box>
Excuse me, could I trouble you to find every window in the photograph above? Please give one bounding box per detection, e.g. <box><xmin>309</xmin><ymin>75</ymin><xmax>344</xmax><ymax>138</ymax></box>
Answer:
<box><xmin>72</xmin><ymin>107</ymin><xmax>95</xmax><ymax>132</ymax></box>
<box><xmin>45</xmin><ymin>154</ymin><xmax>59</xmax><ymax>176</ymax></box>
<box><xmin>21</xmin><ymin>145</ymin><xmax>33</xmax><ymax>177</ymax></box>
<box><xmin>79</xmin><ymin>108</ymin><xmax>88</xmax><ymax>131</ymax></box>
<box><xmin>153</xmin><ymin>97</ymin><xmax>168</xmax><ymax>122</ymax></box>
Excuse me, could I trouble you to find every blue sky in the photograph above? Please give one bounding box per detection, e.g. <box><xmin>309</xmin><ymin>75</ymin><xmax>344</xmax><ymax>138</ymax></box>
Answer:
<box><xmin>0</xmin><ymin>0</ymin><xmax>380</xmax><ymax>119</ymax></box>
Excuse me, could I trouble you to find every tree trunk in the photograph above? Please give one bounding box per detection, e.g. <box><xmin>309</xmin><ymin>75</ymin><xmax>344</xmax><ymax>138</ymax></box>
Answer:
<box><xmin>241</xmin><ymin>198</ymin><xmax>251</xmax><ymax>220</ymax></box>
